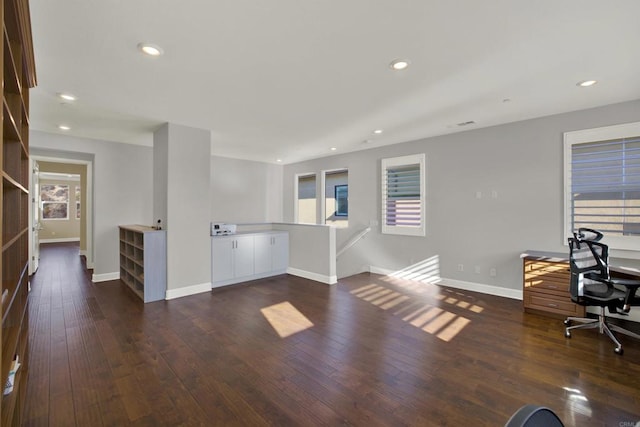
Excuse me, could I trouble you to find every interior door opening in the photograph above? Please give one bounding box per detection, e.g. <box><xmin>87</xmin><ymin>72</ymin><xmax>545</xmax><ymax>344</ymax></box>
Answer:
<box><xmin>30</xmin><ymin>155</ymin><xmax>94</xmax><ymax>271</ymax></box>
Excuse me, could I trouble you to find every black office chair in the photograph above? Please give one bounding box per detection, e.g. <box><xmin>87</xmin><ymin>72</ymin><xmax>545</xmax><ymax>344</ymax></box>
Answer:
<box><xmin>504</xmin><ymin>404</ymin><xmax>564</xmax><ymax>427</ymax></box>
<box><xmin>564</xmin><ymin>228</ymin><xmax>640</xmax><ymax>355</ymax></box>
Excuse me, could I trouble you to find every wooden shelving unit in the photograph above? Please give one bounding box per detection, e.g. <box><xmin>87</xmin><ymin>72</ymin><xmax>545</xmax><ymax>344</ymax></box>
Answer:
<box><xmin>1</xmin><ymin>0</ymin><xmax>36</xmax><ymax>425</ymax></box>
<box><xmin>119</xmin><ymin>225</ymin><xmax>166</xmax><ymax>303</ymax></box>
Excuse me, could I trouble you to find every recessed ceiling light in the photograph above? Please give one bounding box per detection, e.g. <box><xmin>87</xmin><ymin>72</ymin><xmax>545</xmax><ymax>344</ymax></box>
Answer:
<box><xmin>373</xmin><ymin>129</ymin><xmax>383</xmax><ymax>134</ymax></box>
<box><xmin>577</xmin><ymin>80</ymin><xmax>597</xmax><ymax>87</ymax></box>
<box><xmin>58</xmin><ymin>93</ymin><xmax>77</xmax><ymax>101</ymax></box>
<box><xmin>137</xmin><ymin>42</ymin><xmax>164</xmax><ymax>56</ymax></box>
<box><xmin>390</xmin><ymin>59</ymin><xmax>410</xmax><ymax>71</ymax></box>
<box><xmin>276</xmin><ymin>159</ymin><xmax>282</xmax><ymax>163</ymax></box>
<box><xmin>58</xmin><ymin>125</ymin><xmax>71</xmax><ymax>131</ymax></box>
<box><xmin>330</xmin><ymin>147</ymin><xmax>337</xmax><ymax>151</ymax></box>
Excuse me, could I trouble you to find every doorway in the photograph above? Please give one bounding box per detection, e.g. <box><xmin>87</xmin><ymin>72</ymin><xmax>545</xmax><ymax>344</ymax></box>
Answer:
<box><xmin>29</xmin><ymin>155</ymin><xmax>94</xmax><ymax>273</ymax></box>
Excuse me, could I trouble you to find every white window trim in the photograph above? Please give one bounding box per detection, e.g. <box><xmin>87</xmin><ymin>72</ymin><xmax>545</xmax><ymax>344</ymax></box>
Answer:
<box><xmin>564</xmin><ymin>121</ymin><xmax>640</xmax><ymax>251</ymax></box>
<box><xmin>381</xmin><ymin>153</ymin><xmax>426</xmax><ymax>237</ymax></box>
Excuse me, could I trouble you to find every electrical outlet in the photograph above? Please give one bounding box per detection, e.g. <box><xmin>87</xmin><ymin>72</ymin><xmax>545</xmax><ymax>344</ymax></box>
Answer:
<box><xmin>457</xmin><ymin>264</ymin><xmax>464</xmax><ymax>272</ymax></box>
<box><xmin>475</xmin><ymin>266</ymin><xmax>481</xmax><ymax>274</ymax></box>
<box><xmin>490</xmin><ymin>268</ymin><xmax>497</xmax><ymax>277</ymax></box>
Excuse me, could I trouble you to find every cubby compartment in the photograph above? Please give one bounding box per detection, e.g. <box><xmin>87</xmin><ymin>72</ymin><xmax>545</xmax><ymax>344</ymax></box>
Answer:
<box><xmin>118</xmin><ymin>225</ymin><xmax>166</xmax><ymax>303</ymax></box>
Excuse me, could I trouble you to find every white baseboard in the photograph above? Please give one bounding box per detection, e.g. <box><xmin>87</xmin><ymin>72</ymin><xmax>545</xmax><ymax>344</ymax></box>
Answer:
<box><xmin>93</xmin><ymin>271</ymin><xmax>120</xmax><ymax>283</ymax></box>
<box><xmin>40</xmin><ymin>237</ymin><xmax>80</xmax><ymax>243</ymax></box>
<box><xmin>368</xmin><ymin>266</ymin><xmax>522</xmax><ymax>300</ymax></box>
<box><xmin>165</xmin><ymin>282</ymin><xmax>212</xmax><ymax>300</ymax></box>
<box><xmin>370</xmin><ymin>266</ymin><xmax>394</xmax><ymax>275</ymax></box>
<box><xmin>287</xmin><ymin>267</ymin><xmax>337</xmax><ymax>285</ymax></box>
<box><xmin>439</xmin><ymin>278</ymin><xmax>522</xmax><ymax>300</ymax></box>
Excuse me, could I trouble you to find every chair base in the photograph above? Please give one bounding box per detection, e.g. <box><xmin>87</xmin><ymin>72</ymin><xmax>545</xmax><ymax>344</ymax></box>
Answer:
<box><xmin>564</xmin><ymin>307</ymin><xmax>640</xmax><ymax>355</ymax></box>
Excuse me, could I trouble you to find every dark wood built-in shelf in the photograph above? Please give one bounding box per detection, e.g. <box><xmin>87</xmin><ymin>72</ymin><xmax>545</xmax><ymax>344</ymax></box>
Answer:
<box><xmin>1</xmin><ymin>0</ymin><xmax>36</xmax><ymax>425</ymax></box>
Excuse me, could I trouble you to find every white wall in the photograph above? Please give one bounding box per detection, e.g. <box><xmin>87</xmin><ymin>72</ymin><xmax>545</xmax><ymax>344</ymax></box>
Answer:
<box><xmin>210</xmin><ymin>155</ymin><xmax>283</xmax><ymax>223</ymax></box>
<box><xmin>283</xmin><ymin>99</ymin><xmax>640</xmax><ymax>293</ymax></box>
<box><xmin>155</xmin><ymin>123</ymin><xmax>212</xmax><ymax>295</ymax></box>
<box><xmin>31</xmin><ymin>131</ymin><xmax>153</xmax><ymax>277</ymax></box>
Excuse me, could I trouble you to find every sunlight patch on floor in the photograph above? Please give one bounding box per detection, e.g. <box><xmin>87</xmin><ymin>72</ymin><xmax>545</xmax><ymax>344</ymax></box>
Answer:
<box><xmin>350</xmin><ymin>278</ymin><xmax>482</xmax><ymax>342</ymax></box>
<box><xmin>260</xmin><ymin>301</ymin><xmax>314</xmax><ymax>338</ymax></box>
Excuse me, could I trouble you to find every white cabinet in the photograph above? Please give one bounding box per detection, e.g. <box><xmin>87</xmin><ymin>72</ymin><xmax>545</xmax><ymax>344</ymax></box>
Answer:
<box><xmin>254</xmin><ymin>233</ymin><xmax>289</xmax><ymax>275</ymax></box>
<box><xmin>212</xmin><ymin>231</ymin><xmax>289</xmax><ymax>288</ymax></box>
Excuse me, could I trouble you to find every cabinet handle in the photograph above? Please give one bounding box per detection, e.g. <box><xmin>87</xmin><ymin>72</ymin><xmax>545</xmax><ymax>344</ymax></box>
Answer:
<box><xmin>547</xmin><ymin>303</ymin><xmax>558</xmax><ymax>307</ymax></box>
<box><xmin>547</xmin><ymin>285</ymin><xmax>557</xmax><ymax>289</ymax></box>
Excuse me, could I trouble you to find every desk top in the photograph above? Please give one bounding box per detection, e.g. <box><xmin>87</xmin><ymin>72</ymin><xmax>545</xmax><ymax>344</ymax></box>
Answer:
<box><xmin>521</xmin><ymin>249</ymin><xmax>640</xmax><ymax>278</ymax></box>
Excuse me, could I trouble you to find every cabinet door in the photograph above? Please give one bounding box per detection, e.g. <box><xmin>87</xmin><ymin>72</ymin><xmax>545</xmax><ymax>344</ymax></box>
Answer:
<box><xmin>234</xmin><ymin>235</ymin><xmax>255</xmax><ymax>278</ymax></box>
<box><xmin>212</xmin><ymin>237</ymin><xmax>235</xmax><ymax>283</ymax></box>
<box><xmin>271</xmin><ymin>233</ymin><xmax>289</xmax><ymax>272</ymax></box>
<box><xmin>254</xmin><ymin>234</ymin><xmax>272</xmax><ymax>275</ymax></box>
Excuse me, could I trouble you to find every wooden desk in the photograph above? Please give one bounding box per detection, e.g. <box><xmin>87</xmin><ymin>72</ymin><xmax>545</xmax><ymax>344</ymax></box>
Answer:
<box><xmin>521</xmin><ymin>250</ymin><xmax>640</xmax><ymax>318</ymax></box>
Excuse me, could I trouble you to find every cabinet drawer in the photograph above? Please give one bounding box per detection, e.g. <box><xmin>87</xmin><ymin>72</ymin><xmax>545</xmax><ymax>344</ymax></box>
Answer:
<box><xmin>524</xmin><ymin>261</ymin><xmax>569</xmax><ymax>275</ymax></box>
<box><xmin>524</xmin><ymin>291</ymin><xmax>583</xmax><ymax>316</ymax></box>
<box><xmin>524</xmin><ymin>278</ymin><xmax>569</xmax><ymax>297</ymax></box>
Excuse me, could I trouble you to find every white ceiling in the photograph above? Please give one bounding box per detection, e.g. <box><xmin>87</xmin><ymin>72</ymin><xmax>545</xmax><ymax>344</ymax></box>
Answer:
<box><xmin>29</xmin><ymin>0</ymin><xmax>640</xmax><ymax>164</ymax></box>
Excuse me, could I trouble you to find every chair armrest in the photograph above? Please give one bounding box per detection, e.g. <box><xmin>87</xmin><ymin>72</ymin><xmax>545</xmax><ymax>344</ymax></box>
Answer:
<box><xmin>610</xmin><ymin>278</ymin><xmax>640</xmax><ymax>312</ymax></box>
<box><xmin>610</xmin><ymin>278</ymin><xmax>640</xmax><ymax>287</ymax></box>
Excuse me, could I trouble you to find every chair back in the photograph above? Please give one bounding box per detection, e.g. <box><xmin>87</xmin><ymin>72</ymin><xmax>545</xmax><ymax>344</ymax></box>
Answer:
<box><xmin>568</xmin><ymin>231</ymin><xmax>610</xmax><ymax>302</ymax></box>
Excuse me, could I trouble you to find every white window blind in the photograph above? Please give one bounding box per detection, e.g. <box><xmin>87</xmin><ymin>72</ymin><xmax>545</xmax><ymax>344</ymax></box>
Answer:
<box><xmin>570</xmin><ymin>136</ymin><xmax>640</xmax><ymax>235</ymax></box>
<box><xmin>381</xmin><ymin>154</ymin><xmax>425</xmax><ymax>236</ymax></box>
<box><xmin>564</xmin><ymin>121</ymin><xmax>640</xmax><ymax>251</ymax></box>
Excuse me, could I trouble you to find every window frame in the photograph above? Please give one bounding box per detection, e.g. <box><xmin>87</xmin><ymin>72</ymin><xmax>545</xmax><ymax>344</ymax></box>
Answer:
<box><xmin>563</xmin><ymin>121</ymin><xmax>640</xmax><ymax>251</ymax></box>
<box><xmin>381</xmin><ymin>153</ymin><xmax>426</xmax><ymax>237</ymax></box>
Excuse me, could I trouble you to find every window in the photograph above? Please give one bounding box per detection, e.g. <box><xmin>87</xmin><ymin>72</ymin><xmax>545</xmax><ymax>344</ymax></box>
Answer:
<box><xmin>41</xmin><ymin>184</ymin><xmax>69</xmax><ymax>220</ymax></box>
<box><xmin>335</xmin><ymin>185</ymin><xmax>348</xmax><ymax>216</ymax></box>
<box><xmin>323</xmin><ymin>169</ymin><xmax>348</xmax><ymax>227</ymax></box>
<box><xmin>75</xmin><ymin>185</ymin><xmax>81</xmax><ymax>219</ymax></box>
<box><xmin>296</xmin><ymin>173</ymin><xmax>317</xmax><ymax>224</ymax></box>
<box><xmin>381</xmin><ymin>153</ymin><xmax>426</xmax><ymax>236</ymax></box>
<box><xmin>564</xmin><ymin>121</ymin><xmax>640</xmax><ymax>250</ymax></box>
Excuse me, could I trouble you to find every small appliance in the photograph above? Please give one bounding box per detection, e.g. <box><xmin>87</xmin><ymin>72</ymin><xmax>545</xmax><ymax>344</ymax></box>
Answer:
<box><xmin>211</xmin><ymin>223</ymin><xmax>237</xmax><ymax>236</ymax></box>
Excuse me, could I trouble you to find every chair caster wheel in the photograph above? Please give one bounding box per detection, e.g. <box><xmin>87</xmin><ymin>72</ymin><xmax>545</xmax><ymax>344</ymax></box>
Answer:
<box><xmin>563</xmin><ymin>319</ymin><xmax>571</xmax><ymax>326</ymax></box>
<box><xmin>565</xmin><ymin>331</ymin><xmax>571</xmax><ymax>338</ymax></box>
<box><xmin>614</xmin><ymin>347</ymin><xmax>624</xmax><ymax>355</ymax></box>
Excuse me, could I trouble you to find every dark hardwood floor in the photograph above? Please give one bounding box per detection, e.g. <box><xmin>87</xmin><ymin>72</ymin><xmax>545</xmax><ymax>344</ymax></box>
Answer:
<box><xmin>23</xmin><ymin>243</ymin><xmax>640</xmax><ymax>426</ymax></box>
